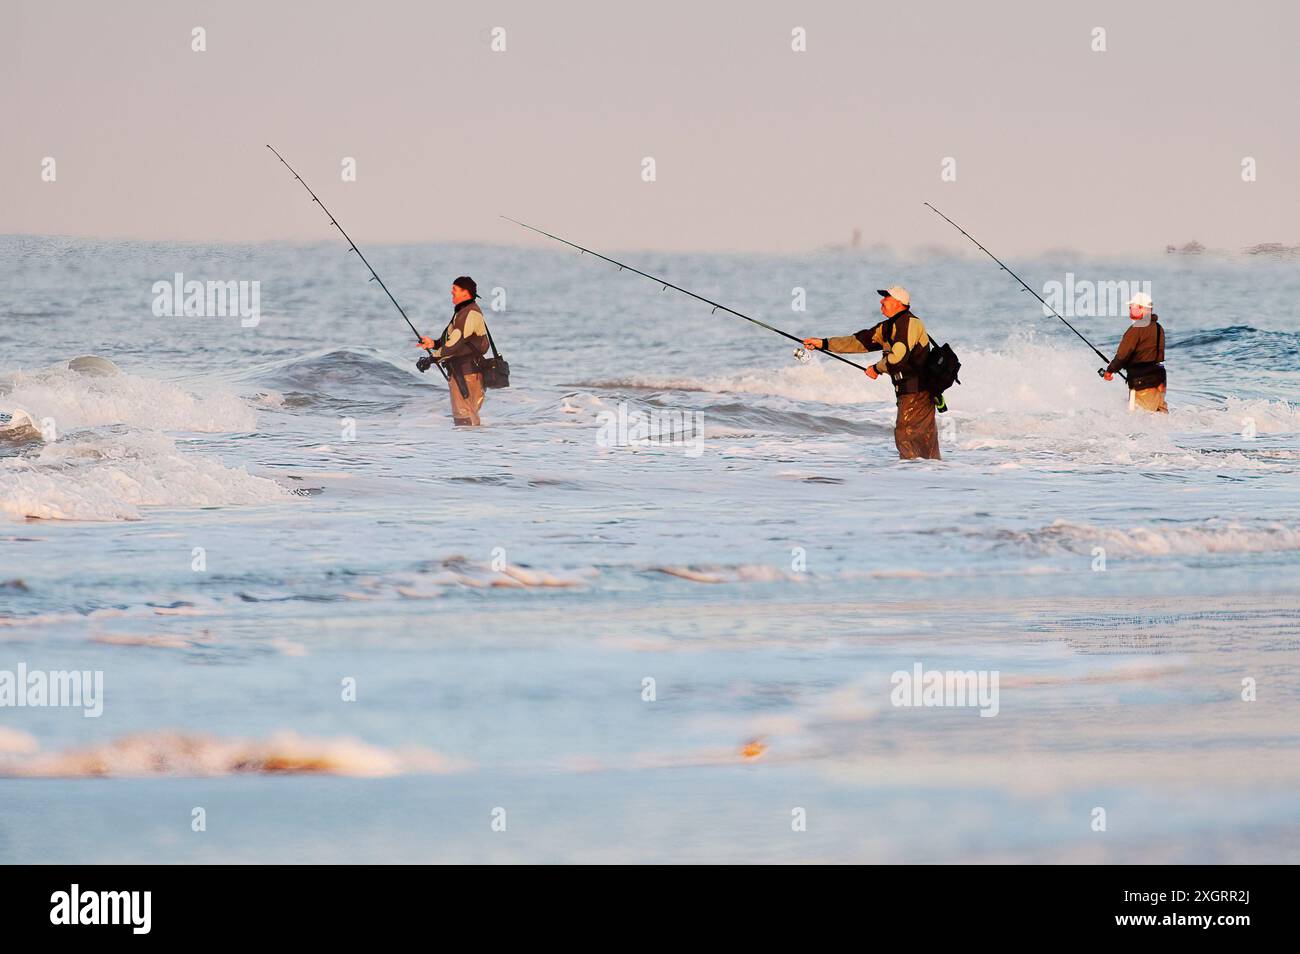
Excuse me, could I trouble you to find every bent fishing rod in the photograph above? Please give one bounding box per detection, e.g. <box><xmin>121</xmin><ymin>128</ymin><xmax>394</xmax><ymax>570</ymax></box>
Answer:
<box><xmin>501</xmin><ymin>216</ymin><xmax>870</xmax><ymax>372</ymax></box>
<box><xmin>266</xmin><ymin>144</ymin><xmax>446</xmax><ymax>380</ymax></box>
<box><xmin>924</xmin><ymin>202</ymin><xmax>1125</xmax><ymax>382</ymax></box>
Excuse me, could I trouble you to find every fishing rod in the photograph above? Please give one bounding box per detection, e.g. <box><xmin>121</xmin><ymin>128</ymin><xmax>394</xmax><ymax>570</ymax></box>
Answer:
<box><xmin>501</xmin><ymin>216</ymin><xmax>871</xmax><ymax>372</ymax></box>
<box><xmin>266</xmin><ymin>144</ymin><xmax>446</xmax><ymax>380</ymax></box>
<box><xmin>923</xmin><ymin>202</ymin><xmax>1124</xmax><ymax>381</ymax></box>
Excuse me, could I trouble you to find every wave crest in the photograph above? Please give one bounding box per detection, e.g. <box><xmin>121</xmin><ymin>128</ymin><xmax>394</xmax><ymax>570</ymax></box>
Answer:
<box><xmin>999</xmin><ymin>518</ymin><xmax>1300</xmax><ymax>556</ymax></box>
<box><xmin>0</xmin><ymin>362</ymin><xmax>257</xmax><ymax>433</ymax></box>
<box><xmin>1</xmin><ymin>730</ymin><xmax>458</xmax><ymax>777</ymax></box>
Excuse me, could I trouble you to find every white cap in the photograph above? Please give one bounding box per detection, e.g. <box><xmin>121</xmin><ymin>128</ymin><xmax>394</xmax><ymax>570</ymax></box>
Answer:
<box><xmin>877</xmin><ymin>285</ymin><xmax>910</xmax><ymax>307</ymax></box>
<box><xmin>1127</xmin><ymin>292</ymin><xmax>1153</xmax><ymax>309</ymax></box>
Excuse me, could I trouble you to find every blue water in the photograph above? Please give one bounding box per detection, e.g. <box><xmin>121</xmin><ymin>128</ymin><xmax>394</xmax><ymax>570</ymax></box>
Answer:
<box><xmin>1</xmin><ymin>235</ymin><xmax>1298</xmax><ymax>862</ymax></box>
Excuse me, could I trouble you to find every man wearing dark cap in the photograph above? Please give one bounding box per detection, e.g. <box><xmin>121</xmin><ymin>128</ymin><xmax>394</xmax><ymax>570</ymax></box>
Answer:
<box><xmin>418</xmin><ymin>277</ymin><xmax>490</xmax><ymax>426</ymax></box>
<box><xmin>803</xmin><ymin>285</ymin><xmax>941</xmax><ymax>460</ymax></box>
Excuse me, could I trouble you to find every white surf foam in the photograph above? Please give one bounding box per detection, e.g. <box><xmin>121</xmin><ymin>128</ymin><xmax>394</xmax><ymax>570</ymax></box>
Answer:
<box><xmin>666</xmin><ymin>335</ymin><xmax>1297</xmax><ymax>468</ymax></box>
<box><xmin>0</xmin><ymin>730</ymin><xmax>458</xmax><ymax>777</ymax></box>
<box><xmin>1003</xmin><ymin>518</ymin><xmax>1300</xmax><ymax>556</ymax></box>
<box><xmin>1</xmin><ymin>429</ymin><xmax>285</xmax><ymax>521</ymax></box>
<box><xmin>579</xmin><ymin>360</ymin><xmax>892</xmax><ymax>407</ymax></box>
<box><xmin>0</xmin><ymin>363</ymin><xmax>282</xmax><ymax>521</ymax></box>
<box><xmin>0</xmin><ymin>363</ymin><xmax>257</xmax><ymax>434</ymax></box>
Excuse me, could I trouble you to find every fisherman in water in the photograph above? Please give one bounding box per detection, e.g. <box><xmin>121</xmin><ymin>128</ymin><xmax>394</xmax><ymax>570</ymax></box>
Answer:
<box><xmin>1103</xmin><ymin>292</ymin><xmax>1167</xmax><ymax>413</ymax></box>
<box><xmin>417</xmin><ymin>276</ymin><xmax>490</xmax><ymax>426</ymax></box>
<box><xmin>803</xmin><ymin>286</ymin><xmax>941</xmax><ymax>460</ymax></box>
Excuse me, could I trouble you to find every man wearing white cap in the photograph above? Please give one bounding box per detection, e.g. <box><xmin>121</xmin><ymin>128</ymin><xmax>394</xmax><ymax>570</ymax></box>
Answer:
<box><xmin>1103</xmin><ymin>291</ymin><xmax>1168</xmax><ymax>413</ymax></box>
<box><xmin>803</xmin><ymin>286</ymin><xmax>941</xmax><ymax>459</ymax></box>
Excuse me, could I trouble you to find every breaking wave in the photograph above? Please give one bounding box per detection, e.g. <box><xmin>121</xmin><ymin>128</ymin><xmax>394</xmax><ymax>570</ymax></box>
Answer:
<box><xmin>1175</xmin><ymin>325</ymin><xmax>1300</xmax><ymax>363</ymax></box>
<box><xmin>236</xmin><ymin>348</ymin><xmax>424</xmax><ymax>410</ymax></box>
<box><xmin>0</xmin><ymin>361</ymin><xmax>257</xmax><ymax>433</ymax></box>
<box><xmin>0</xmin><ymin>361</ymin><xmax>284</xmax><ymax>521</ymax></box>
<box><xmin>1</xmin><ymin>430</ymin><xmax>286</xmax><ymax>520</ymax></box>
<box><xmin>0</xmin><ymin>730</ymin><xmax>458</xmax><ymax>777</ymax></box>
<box><xmin>651</xmin><ymin>564</ymin><xmax>798</xmax><ymax>584</ymax></box>
<box><xmin>998</xmin><ymin>519</ymin><xmax>1300</xmax><ymax>557</ymax></box>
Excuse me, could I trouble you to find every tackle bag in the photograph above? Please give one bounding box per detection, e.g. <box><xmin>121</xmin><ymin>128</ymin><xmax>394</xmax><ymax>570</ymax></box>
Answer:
<box><xmin>481</xmin><ymin>321</ymin><xmax>510</xmax><ymax>389</ymax></box>
<box><xmin>922</xmin><ymin>339</ymin><xmax>961</xmax><ymax>401</ymax></box>
<box><xmin>1126</xmin><ymin>363</ymin><xmax>1166</xmax><ymax>391</ymax></box>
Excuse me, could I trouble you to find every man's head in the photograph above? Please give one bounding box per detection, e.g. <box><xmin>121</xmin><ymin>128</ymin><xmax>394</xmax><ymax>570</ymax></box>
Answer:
<box><xmin>877</xmin><ymin>286</ymin><xmax>910</xmax><ymax>318</ymax></box>
<box><xmin>452</xmin><ymin>276</ymin><xmax>478</xmax><ymax>305</ymax></box>
<box><xmin>1127</xmin><ymin>291</ymin><xmax>1153</xmax><ymax>323</ymax></box>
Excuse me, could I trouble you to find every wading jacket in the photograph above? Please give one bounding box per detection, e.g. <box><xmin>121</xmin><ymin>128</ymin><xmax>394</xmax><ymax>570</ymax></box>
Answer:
<box><xmin>1105</xmin><ymin>314</ymin><xmax>1165</xmax><ymax>389</ymax></box>
<box><xmin>825</xmin><ymin>310</ymin><xmax>931</xmax><ymax>395</ymax></box>
<box><xmin>434</xmin><ymin>300</ymin><xmax>490</xmax><ymax>377</ymax></box>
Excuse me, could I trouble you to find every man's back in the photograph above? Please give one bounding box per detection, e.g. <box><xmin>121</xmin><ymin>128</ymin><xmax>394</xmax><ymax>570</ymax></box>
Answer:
<box><xmin>1112</xmin><ymin>315</ymin><xmax>1164</xmax><ymax>370</ymax></box>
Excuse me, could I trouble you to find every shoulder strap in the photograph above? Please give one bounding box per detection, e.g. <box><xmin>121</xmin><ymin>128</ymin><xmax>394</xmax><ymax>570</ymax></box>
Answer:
<box><xmin>482</xmin><ymin>316</ymin><xmax>501</xmax><ymax>358</ymax></box>
<box><xmin>437</xmin><ymin>304</ymin><xmax>461</xmax><ymax>346</ymax></box>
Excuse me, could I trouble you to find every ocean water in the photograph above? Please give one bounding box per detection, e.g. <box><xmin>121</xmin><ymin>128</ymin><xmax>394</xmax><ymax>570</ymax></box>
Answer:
<box><xmin>2</xmin><ymin>235</ymin><xmax>1298</xmax><ymax>863</ymax></box>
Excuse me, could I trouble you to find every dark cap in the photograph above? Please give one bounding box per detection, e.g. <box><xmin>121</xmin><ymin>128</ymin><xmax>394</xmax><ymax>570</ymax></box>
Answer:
<box><xmin>453</xmin><ymin>276</ymin><xmax>479</xmax><ymax>299</ymax></box>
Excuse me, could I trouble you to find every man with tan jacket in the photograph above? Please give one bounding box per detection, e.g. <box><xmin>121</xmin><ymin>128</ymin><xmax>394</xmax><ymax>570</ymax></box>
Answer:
<box><xmin>418</xmin><ymin>276</ymin><xmax>490</xmax><ymax>426</ymax></box>
<box><xmin>804</xmin><ymin>286</ymin><xmax>941</xmax><ymax>460</ymax></box>
<box><xmin>1104</xmin><ymin>292</ymin><xmax>1168</xmax><ymax>413</ymax></box>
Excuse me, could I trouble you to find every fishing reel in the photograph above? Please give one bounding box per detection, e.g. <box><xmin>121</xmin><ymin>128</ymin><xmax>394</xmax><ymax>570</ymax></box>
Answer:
<box><xmin>792</xmin><ymin>347</ymin><xmax>810</xmax><ymax>364</ymax></box>
<box><xmin>416</xmin><ymin>355</ymin><xmax>436</xmax><ymax>373</ymax></box>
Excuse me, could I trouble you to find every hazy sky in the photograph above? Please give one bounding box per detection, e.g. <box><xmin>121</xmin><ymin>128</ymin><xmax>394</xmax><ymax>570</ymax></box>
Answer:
<box><xmin>3</xmin><ymin>0</ymin><xmax>1298</xmax><ymax>255</ymax></box>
